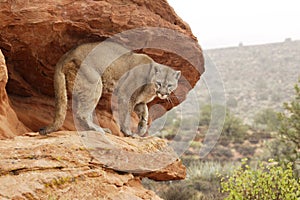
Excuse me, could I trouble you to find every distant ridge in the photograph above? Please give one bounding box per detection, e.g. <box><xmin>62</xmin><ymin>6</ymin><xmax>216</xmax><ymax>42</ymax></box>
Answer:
<box><xmin>197</xmin><ymin>40</ymin><xmax>300</xmax><ymax>124</ymax></box>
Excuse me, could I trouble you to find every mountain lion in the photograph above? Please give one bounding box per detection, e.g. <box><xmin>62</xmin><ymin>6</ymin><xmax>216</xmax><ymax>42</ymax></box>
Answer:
<box><xmin>39</xmin><ymin>41</ymin><xmax>181</xmax><ymax>137</ymax></box>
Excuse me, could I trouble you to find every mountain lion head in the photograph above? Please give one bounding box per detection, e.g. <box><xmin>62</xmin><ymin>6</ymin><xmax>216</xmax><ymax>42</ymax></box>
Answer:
<box><xmin>152</xmin><ymin>64</ymin><xmax>181</xmax><ymax>100</ymax></box>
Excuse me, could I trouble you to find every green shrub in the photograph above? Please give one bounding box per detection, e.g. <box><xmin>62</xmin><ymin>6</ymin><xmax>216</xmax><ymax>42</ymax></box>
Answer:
<box><xmin>220</xmin><ymin>159</ymin><xmax>300</xmax><ymax>200</ymax></box>
<box><xmin>199</xmin><ymin>104</ymin><xmax>247</xmax><ymax>141</ymax></box>
<box><xmin>222</xmin><ymin>112</ymin><xmax>247</xmax><ymax>140</ymax></box>
<box><xmin>160</xmin><ymin>183</ymin><xmax>199</xmax><ymax>200</ymax></box>
<box><xmin>278</xmin><ymin>79</ymin><xmax>300</xmax><ymax>149</ymax></box>
<box><xmin>234</xmin><ymin>144</ymin><xmax>256</xmax><ymax>157</ymax></box>
<box><xmin>199</xmin><ymin>104</ymin><xmax>213</xmax><ymax>126</ymax></box>
<box><xmin>248</xmin><ymin>135</ymin><xmax>260</xmax><ymax>144</ymax></box>
<box><xmin>209</xmin><ymin>145</ymin><xmax>233</xmax><ymax>160</ymax></box>
<box><xmin>188</xmin><ymin>161</ymin><xmax>235</xmax><ymax>181</ymax></box>
<box><xmin>187</xmin><ymin>161</ymin><xmax>235</xmax><ymax>199</ymax></box>
<box><xmin>189</xmin><ymin>140</ymin><xmax>202</xmax><ymax>149</ymax></box>
<box><xmin>275</xmin><ymin>79</ymin><xmax>300</xmax><ymax>175</ymax></box>
<box><xmin>144</xmin><ymin>161</ymin><xmax>236</xmax><ymax>200</ymax></box>
<box><xmin>254</xmin><ymin>108</ymin><xmax>280</xmax><ymax>131</ymax></box>
<box><xmin>227</xmin><ymin>97</ymin><xmax>238</xmax><ymax>108</ymax></box>
<box><xmin>218</xmin><ymin>136</ymin><xmax>231</xmax><ymax>146</ymax></box>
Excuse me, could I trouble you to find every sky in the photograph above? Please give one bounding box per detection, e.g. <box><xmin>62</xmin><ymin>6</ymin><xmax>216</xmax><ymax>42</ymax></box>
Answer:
<box><xmin>167</xmin><ymin>0</ymin><xmax>300</xmax><ymax>49</ymax></box>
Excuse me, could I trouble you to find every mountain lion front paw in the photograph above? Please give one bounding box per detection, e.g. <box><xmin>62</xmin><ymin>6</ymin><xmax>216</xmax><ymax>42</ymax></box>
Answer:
<box><xmin>103</xmin><ymin>128</ymin><xmax>112</xmax><ymax>134</ymax></box>
<box><xmin>121</xmin><ymin>128</ymin><xmax>134</xmax><ymax>137</ymax></box>
<box><xmin>137</xmin><ymin>121</ymin><xmax>147</xmax><ymax>136</ymax></box>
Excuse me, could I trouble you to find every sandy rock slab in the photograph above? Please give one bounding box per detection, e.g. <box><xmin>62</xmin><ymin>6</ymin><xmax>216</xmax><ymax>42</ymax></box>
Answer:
<box><xmin>0</xmin><ymin>131</ymin><xmax>185</xmax><ymax>199</ymax></box>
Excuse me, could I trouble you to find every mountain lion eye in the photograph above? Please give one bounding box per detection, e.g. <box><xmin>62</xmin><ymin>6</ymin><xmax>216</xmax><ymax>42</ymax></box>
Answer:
<box><xmin>167</xmin><ymin>84</ymin><xmax>172</xmax><ymax>88</ymax></box>
<box><xmin>156</xmin><ymin>82</ymin><xmax>162</xmax><ymax>87</ymax></box>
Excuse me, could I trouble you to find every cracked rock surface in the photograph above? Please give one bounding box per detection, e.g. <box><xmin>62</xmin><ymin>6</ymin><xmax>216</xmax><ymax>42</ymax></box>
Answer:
<box><xmin>0</xmin><ymin>131</ymin><xmax>185</xmax><ymax>199</ymax></box>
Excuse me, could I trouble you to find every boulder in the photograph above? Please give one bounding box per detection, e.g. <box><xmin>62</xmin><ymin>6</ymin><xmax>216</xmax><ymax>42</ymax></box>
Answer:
<box><xmin>0</xmin><ymin>131</ymin><xmax>185</xmax><ymax>199</ymax></box>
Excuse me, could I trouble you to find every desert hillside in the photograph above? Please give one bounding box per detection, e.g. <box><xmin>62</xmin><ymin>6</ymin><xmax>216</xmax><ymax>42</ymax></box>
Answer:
<box><xmin>198</xmin><ymin>39</ymin><xmax>300</xmax><ymax>124</ymax></box>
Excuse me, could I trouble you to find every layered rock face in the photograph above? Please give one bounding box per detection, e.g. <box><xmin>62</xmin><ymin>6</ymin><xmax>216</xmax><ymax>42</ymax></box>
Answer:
<box><xmin>0</xmin><ymin>50</ymin><xmax>28</xmax><ymax>139</ymax></box>
<box><xmin>0</xmin><ymin>0</ymin><xmax>204</xmax><ymax>135</ymax></box>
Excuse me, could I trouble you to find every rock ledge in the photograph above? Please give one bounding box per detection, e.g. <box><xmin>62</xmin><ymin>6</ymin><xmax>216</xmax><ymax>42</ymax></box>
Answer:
<box><xmin>0</xmin><ymin>131</ymin><xmax>185</xmax><ymax>199</ymax></box>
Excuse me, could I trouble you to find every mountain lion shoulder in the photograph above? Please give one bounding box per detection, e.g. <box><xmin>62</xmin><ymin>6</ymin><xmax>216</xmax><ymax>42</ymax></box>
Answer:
<box><xmin>39</xmin><ymin>41</ymin><xmax>181</xmax><ymax>137</ymax></box>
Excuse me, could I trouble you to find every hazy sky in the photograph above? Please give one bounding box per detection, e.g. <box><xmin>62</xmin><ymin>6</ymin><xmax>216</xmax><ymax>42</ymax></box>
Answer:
<box><xmin>167</xmin><ymin>0</ymin><xmax>300</xmax><ymax>49</ymax></box>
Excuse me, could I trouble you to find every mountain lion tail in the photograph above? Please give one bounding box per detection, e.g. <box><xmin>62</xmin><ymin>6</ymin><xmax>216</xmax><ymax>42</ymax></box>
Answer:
<box><xmin>39</xmin><ymin>60</ymin><xmax>68</xmax><ymax>135</ymax></box>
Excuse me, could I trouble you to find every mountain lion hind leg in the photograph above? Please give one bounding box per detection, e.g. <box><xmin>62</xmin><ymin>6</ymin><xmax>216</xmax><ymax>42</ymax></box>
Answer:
<box><xmin>118</xmin><ymin>98</ymin><xmax>134</xmax><ymax>137</ymax></box>
<box><xmin>134</xmin><ymin>103</ymin><xmax>149</xmax><ymax>136</ymax></box>
<box><xmin>72</xmin><ymin>74</ymin><xmax>109</xmax><ymax>134</ymax></box>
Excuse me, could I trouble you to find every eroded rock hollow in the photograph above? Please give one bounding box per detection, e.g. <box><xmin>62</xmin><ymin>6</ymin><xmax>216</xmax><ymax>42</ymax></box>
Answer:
<box><xmin>0</xmin><ymin>0</ymin><xmax>204</xmax><ymax>136</ymax></box>
<box><xmin>0</xmin><ymin>1</ymin><xmax>204</xmax><ymax>199</ymax></box>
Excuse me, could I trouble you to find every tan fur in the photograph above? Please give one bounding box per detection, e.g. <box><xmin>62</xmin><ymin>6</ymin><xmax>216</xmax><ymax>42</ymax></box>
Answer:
<box><xmin>39</xmin><ymin>42</ymin><xmax>180</xmax><ymax>136</ymax></box>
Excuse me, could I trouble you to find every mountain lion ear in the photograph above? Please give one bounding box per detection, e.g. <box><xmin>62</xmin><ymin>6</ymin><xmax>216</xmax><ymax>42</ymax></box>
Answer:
<box><xmin>175</xmin><ymin>70</ymin><xmax>181</xmax><ymax>80</ymax></box>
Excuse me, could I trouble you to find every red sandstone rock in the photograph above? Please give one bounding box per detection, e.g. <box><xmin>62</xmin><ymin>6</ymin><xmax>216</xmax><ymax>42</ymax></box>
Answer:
<box><xmin>83</xmin><ymin>131</ymin><xmax>186</xmax><ymax>179</ymax></box>
<box><xmin>0</xmin><ymin>0</ymin><xmax>204</xmax><ymax>198</ymax></box>
<box><xmin>0</xmin><ymin>50</ymin><xmax>28</xmax><ymax>139</ymax></box>
<box><xmin>0</xmin><ymin>0</ymin><xmax>204</xmax><ymax>136</ymax></box>
<box><xmin>0</xmin><ymin>131</ymin><xmax>184</xmax><ymax>199</ymax></box>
